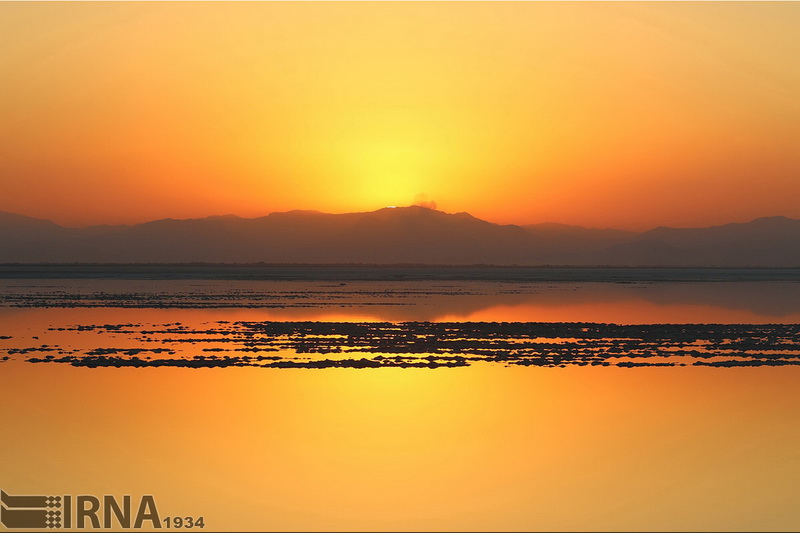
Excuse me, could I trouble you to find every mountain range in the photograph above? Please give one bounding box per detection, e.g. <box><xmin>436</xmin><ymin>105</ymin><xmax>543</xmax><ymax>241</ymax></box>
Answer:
<box><xmin>1</xmin><ymin>207</ymin><xmax>799</xmax><ymax>267</ymax></box>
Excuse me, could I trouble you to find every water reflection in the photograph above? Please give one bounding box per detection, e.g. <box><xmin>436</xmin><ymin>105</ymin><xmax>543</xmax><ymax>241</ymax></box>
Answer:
<box><xmin>2</xmin><ymin>363</ymin><xmax>799</xmax><ymax>530</ymax></box>
<box><xmin>2</xmin><ymin>280</ymin><xmax>800</xmax><ymax>323</ymax></box>
<box><xmin>3</xmin><ymin>278</ymin><xmax>800</xmax><ymax>530</ymax></box>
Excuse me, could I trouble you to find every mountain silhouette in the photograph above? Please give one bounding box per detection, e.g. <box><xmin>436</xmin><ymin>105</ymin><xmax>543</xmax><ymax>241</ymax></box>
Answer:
<box><xmin>1</xmin><ymin>207</ymin><xmax>798</xmax><ymax>266</ymax></box>
<box><xmin>592</xmin><ymin>216</ymin><xmax>800</xmax><ymax>267</ymax></box>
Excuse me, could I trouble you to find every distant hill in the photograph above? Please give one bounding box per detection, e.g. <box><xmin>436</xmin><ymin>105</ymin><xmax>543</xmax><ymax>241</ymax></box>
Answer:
<box><xmin>1</xmin><ymin>207</ymin><xmax>798</xmax><ymax>266</ymax></box>
<box><xmin>607</xmin><ymin>216</ymin><xmax>800</xmax><ymax>267</ymax></box>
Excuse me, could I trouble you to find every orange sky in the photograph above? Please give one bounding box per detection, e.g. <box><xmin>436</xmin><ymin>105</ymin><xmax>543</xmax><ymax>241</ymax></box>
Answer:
<box><xmin>1</xmin><ymin>1</ymin><xmax>799</xmax><ymax>230</ymax></box>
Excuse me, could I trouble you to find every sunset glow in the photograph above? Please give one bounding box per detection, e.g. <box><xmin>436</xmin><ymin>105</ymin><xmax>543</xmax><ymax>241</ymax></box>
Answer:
<box><xmin>2</xmin><ymin>1</ymin><xmax>800</xmax><ymax>230</ymax></box>
<box><xmin>4</xmin><ymin>5</ymin><xmax>800</xmax><ymax>532</ymax></box>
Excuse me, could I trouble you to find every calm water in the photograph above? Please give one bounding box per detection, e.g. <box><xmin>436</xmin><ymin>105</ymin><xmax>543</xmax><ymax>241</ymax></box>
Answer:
<box><xmin>2</xmin><ymin>277</ymin><xmax>800</xmax><ymax>530</ymax></box>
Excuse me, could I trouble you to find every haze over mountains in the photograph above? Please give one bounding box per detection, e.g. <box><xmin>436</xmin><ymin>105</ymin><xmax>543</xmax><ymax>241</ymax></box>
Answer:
<box><xmin>1</xmin><ymin>207</ymin><xmax>799</xmax><ymax>267</ymax></box>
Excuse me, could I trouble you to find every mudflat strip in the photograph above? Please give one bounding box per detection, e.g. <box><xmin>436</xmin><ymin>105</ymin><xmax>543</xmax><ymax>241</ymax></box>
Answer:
<box><xmin>3</xmin><ymin>321</ymin><xmax>799</xmax><ymax>369</ymax></box>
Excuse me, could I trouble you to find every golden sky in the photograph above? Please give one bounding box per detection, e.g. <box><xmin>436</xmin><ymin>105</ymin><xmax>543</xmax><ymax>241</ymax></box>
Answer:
<box><xmin>1</xmin><ymin>1</ymin><xmax>799</xmax><ymax>230</ymax></box>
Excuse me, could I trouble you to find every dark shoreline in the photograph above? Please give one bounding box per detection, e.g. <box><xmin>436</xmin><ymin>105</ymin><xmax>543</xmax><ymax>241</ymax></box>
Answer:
<box><xmin>1</xmin><ymin>264</ymin><xmax>800</xmax><ymax>282</ymax></box>
<box><xmin>10</xmin><ymin>320</ymin><xmax>800</xmax><ymax>369</ymax></box>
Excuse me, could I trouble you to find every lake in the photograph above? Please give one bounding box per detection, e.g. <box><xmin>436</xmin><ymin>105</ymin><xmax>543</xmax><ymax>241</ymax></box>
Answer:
<box><xmin>2</xmin><ymin>268</ymin><xmax>799</xmax><ymax>531</ymax></box>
